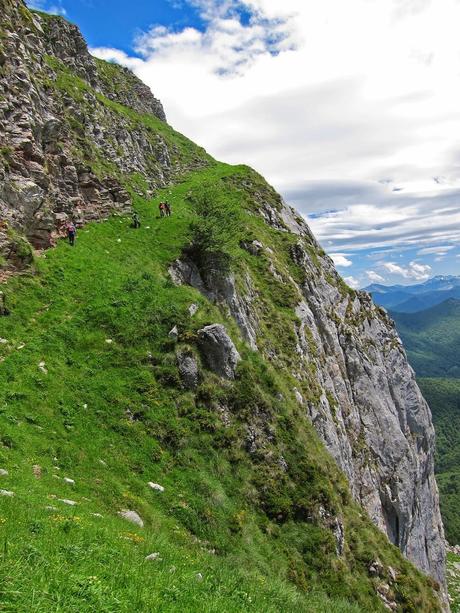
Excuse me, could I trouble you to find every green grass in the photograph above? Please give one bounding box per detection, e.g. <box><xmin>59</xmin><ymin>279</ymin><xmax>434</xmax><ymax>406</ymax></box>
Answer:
<box><xmin>0</xmin><ymin>163</ymin><xmax>442</xmax><ymax>612</ymax></box>
<box><xmin>446</xmin><ymin>550</ymin><xmax>460</xmax><ymax>613</ymax></box>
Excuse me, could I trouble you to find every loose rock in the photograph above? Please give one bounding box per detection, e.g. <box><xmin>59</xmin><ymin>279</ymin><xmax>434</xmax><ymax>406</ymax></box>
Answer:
<box><xmin>118</xmin><ymin>509</ymin><xmax>144</xmax><ymax>528</ymax></box>
<box><xmin>197</xmin><ymin>324</ymin><xmax>240</xmax><ymax>379</ymax></box>
<box><xmin>0</xmin><ymin>490</ymin><xmax>14</xmax><ymax>497</ymax></box>
<box><xmin>148</xmin><ymin>482</ymin><xmax>165</xmax><ymax>492</ymax></box>
<box><xmin>168</xmin><ymin>326</ymin><xmax>179</xmax><ymax>341</ymax></box>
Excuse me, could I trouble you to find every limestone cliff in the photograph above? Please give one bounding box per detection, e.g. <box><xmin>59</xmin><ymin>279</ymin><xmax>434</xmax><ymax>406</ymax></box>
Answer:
<box><xmin>0</xmin><ymin>0</ymin><xmax>208</xmax><ymax>271</ymax></box>
<box><xmin>0</xmin><ymin>0</ymin><xmax>448</xmax><ymax>608</ymax></box>
<box><xmin>170</xmin><ymin>180</ymin><xmax>447</xmax><ymax>598</ymax></box>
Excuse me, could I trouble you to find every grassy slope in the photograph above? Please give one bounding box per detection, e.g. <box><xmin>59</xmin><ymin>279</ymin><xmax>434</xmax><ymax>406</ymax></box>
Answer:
<box><xmin>0</xmin><ymin>164</ymin><xmax>441</xmax><ymax>612</ymax></box>
<box><xmin>447</xmin><ymin>550</ymin><xmax>460</xmax><ymax>613</ymax></box>
<box><xmin>0</xmin><ymin>20</ymin><xmax>443</xmax><ymax>609</ymax></box>
<box><xmin>0</xmin><ymin>167</ymin><xmax>349</xmax><ymax>613</ymax></box>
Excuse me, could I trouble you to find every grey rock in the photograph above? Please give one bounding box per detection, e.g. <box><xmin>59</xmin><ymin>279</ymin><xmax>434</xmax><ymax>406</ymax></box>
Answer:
<box><xmin>188</xmin><ymin>303</ymin><xmax>199</xmax><ymax>317</ymax></box>
<box><xmin>148</xmin><ymin>482</ymin><xmax>165</xmax><ymax>492</ymax></box>
<box><xmin>240</xmin><ymin>239</ymin><xmax>263</xmax><ymax>255</ymax></box>
<box><xmin>145</xmin><ymin>552</ymin><xmax>161</xmax><ymax>561</ymax></box>
<box><xmin>118</xmin><ymin>509</ymin><xmax>144</xmax><ymax>528</ymax></box>
<box><xmin>0</xmin><ymin>489</ymin><xmax>14</xmax><ymax>497</ymax></box>
<box><xmin>0</xmin><ymin>469</ymin><xmax>9</xmax><ymax>477</ymax></box>
<box><xmin>58</xmin><ymin>498</ymin><xmax>77</xmax><ymax>506</ymax></box>
<box><xmin>168</xmin><ymin>326</ymin><xmax>179</xmax><ymax>341</ymax></box>
<box><xmin>177</xmin><ymin>349</ymin><xmax>199</xmax><ymax>389</ymax></box>
<box><xmin>170</xmin><ymin>258</ymin><xmax>258</xmax><ymax>350</ymax></box>
<box><xmin>197</xmin><ymin>324</ymin><xmax>240</xmax><ymax>379</ymax></box>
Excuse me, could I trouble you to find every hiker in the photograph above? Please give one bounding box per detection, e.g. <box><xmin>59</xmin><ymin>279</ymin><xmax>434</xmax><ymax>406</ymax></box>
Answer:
<box><xmin>132</xmin><ymin>211</ymin><xmax>141</xmax><ymax>228</ymax></box>
<box><xmin>0</xmin><ymin>291</ymin><xmax>9</xmax><ymax>317</ymax></box>
<box><xmin>67</xmin><ymin>221</ymin><xmax>76</xmax><ymax>246</ymax></box>
<box><xmin>164</xmin><ymin>201</ymin><xmax>171</xmax><ymax>217</ymax></box>
<box><xmin>158</xmin><ymin>202</ymin><xmax>165</xmax><ymax>218</ymax></box>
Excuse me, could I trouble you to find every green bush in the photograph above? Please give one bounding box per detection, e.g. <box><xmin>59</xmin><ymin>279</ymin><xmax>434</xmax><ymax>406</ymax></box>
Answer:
<box><xmin>188</xmin><ymin>184</ymin><xmax>241</xmax><ymax>270</ymax></box>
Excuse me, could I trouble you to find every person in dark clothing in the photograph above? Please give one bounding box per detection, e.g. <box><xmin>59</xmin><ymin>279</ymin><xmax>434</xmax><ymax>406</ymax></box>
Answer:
<box><xmin>159</xmin><ymin>202</ymin><xmax>165</xmax><ymax>218</ymax></box>
<box><xmin>0</xmin><ymin>291</ymin><xmax>9</xmax><ymax>317</ymax></box>
<box><xmin>164</xmin><ymin>201</ymin><xmax>171</xmax><ymax>217</ymax></box>
<box><xmin>132</xmin><ymin>211</ymin><xmax>141</xmax><ymax>228</ymax></box>
<box><xmin>67</xmin><ymin>222</ymin><xmax>76</xmax><ymax>246</ymax></box>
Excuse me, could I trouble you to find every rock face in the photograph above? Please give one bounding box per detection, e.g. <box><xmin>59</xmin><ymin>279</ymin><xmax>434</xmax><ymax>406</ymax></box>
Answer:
<box><xmin>241</xmin><ymin>189</ymin><xmax>447</xmax><ymax>595</ymax></box>
<box><xmin>197</xmin><ymin>324</ymin><xmax>241</xmax><ymax>379</ymax></box>
<box><xmin>0</xmin><ymin>0</ymin><xmax>207</xmax><ymax>273</ymax></box>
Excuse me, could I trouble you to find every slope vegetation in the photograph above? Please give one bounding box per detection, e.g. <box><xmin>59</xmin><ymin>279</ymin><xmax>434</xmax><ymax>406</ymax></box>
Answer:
<box><xmin>0</xmin><ymin>165</ymin><xmax>442</xmax><ymax>611</ymax></box>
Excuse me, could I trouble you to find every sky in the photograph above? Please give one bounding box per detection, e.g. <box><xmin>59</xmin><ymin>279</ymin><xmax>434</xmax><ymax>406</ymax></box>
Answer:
<box><xmin>27</xmin><ymin>0</ymin><xmax>460</xmax><ymax>288</ymax></box>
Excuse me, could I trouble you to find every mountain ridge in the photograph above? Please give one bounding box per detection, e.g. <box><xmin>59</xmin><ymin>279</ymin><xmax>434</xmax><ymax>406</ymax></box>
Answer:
<box><xmin>366</xmin><ymin>276</ymin><xmax>460</xmax><ymax>313</ymax></box>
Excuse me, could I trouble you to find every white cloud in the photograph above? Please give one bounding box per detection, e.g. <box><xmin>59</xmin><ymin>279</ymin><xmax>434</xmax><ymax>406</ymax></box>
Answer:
<box><xmin>330</xmin><ymin>253</ymin><xmax>352</xmax><ymax>267</ymax></box>
<box><xmin>382</xmin><ymin>260</ymin><xmax>431</xmax><ymax>280</ymax></box>
<box><xmin>416</xmin><ymin>245</ymin><xmax>455</xmax><ymax>255</ymax></box>
<box><xmin>366</xmin><ymin>270</ymin><xmax>385</xmax><ymax>283</ymax></box>
<box><xmin>90</xmin><ymin>0</ymin><xmax>460</xmax><ymax>266</ymax></box>
<box><xmin>344</xmin><ymin>276</ymin><xmax>360</xmax><ymax>289</ymax></box>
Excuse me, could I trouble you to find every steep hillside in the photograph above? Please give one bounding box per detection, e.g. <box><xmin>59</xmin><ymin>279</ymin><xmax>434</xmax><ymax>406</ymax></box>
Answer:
<box><xmin>390</xmin><ymin>299</ymin><xmax>460</xmax><ymax>378</ymax></box>
<box><xmin>0</xmin><ymin>1</ymin><xmax>448</xmax><ymax>611</ymax></box>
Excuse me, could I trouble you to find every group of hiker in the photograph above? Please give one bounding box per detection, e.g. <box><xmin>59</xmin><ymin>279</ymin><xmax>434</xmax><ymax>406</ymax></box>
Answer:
<box><xmin>158</xmin><ymin>201</ymin><xmax>172</xmax><ymax>217</ymax></box>
<box><xmin>62</xmin><ymin>199</ymin><xmax>172</xmax><ymax>246</ymax></box>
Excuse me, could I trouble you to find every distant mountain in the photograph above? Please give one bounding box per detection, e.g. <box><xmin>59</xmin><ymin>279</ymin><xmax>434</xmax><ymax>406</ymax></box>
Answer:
<box><xmin>366</xmin><ymin>275</ymin><xmax>460</xmax><ymax>313</ymax></box>
<box><xmin>390</xmin><ymin>298</ymin><xmax>460</xmax><ymax>378</ymax></box>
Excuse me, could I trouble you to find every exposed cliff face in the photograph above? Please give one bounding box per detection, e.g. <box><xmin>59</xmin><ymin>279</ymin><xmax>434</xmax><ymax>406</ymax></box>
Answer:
<box><xmin>0</xmin><ymin>0</ymin><xmax>208</xmax><ymax>272</ymax></box>
<box><xmin>0</xmin><ymin>1</ymin><xmax>448</xmax><ymax>609</ymax></box>
<box><xmin>170</xmin><ymin>177</ymin><xmax>447</xmax><ymax>596</ymax></box>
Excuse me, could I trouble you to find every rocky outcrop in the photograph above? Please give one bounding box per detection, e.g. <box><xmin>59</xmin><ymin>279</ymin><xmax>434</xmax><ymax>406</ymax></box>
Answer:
<box><xmin>177</xmin><ymin>348</ymin><xmax>200</xmax><ymax>389</ymax></box>
<box><xmin>170</xmin><ymin>257</ymin><xmax>259</xmax><ymax>350</ymax></box>
<box><xmin>197</xmin><ymin>324</ymin><xmax>241</xmax><ymax>379</ymax></box>
<box><xmin>41</xmin><ymin>14</ymin><xmax>166</xmax><ymax>120</ymax></box>
<box><xmin>236</xmin><ymin>188</ymin><xmax>447</xmax><ymax>598</ymax></box>
<box><xmin>0</xmin><ymin>0</ymin><xmax>207</xmax><ymax>272</ymax></box>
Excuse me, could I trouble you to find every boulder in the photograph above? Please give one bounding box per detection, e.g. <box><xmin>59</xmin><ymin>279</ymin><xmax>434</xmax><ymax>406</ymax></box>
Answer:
<box><xmin>197</xmin><ymin>324</ymin><xmax>240</xmax><ymax>379</ymax></box>
<box><xmin>177</xmin><ymin>349</ymin><xmax>199</xmax><ymax>389</ymax></box>
<box><xmin>118</xmin><ymin>509</ymin><xmax>144</xmax><ymax>528</ymax></box>
<box><xmin>148</xmin><ymin>482</ymin><xmax>165</xmax><ymax>493</ymax></box>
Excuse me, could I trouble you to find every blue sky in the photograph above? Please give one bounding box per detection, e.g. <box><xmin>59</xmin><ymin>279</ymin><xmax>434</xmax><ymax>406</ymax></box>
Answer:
<box><xmin>27</xmin><ymin>0</ymin><xmax>460</xmax><ymax>288</ymax></box>
<box><xmin>27</xmin><ymin>0</ymin><xmax>205</xmax><ymax>52</ymax></box>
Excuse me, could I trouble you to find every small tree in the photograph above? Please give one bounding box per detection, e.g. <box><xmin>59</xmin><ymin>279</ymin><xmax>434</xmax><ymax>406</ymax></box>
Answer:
<box><xmin>188</xmin><ymin>184</ymin><xmax>241</xmax><ymax>270</ymax></box>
